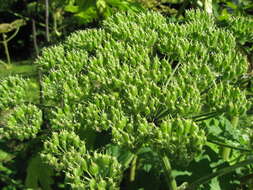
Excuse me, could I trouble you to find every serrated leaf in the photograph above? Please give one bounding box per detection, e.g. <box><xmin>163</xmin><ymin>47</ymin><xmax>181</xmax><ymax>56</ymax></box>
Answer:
<box><xmin>206</xmin><ymin>116</ymin><xmax>245</xmax><ymax>147</ymax></box>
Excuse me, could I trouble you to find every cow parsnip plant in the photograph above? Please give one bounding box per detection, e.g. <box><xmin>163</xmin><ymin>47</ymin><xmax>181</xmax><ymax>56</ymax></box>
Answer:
<box><xmin>0</xmin><ymin>10</ymin><xmax>252</xmax><ymax>190</ymax></box>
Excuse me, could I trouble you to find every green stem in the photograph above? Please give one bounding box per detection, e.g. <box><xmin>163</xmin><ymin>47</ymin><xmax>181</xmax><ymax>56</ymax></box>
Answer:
<box><xmin>5</xmin><ymin>27</ymin><xmax>20</xmax><ymax>43</ymax></box>
<box><xmin>165</xmin><ymin>62</ymin><xmax>182</xmax><ymax>88</ymax></box>
<box><xmin>222</xmin><ymin>147</ymin><xmax>231</xmax><ymax>161</ymax></box>
<box><xmin>130</xmin><ymin>155</ymin><xmax>137</xmax><ymax>182</ymax></box>
<box><xmin>32</xmin><ymin>19</ymin><xmax>39</xmax><ymax>57</ymax></box>
<box><xmin>194</xmin><ymin>112</ymin><xmax>222</xmax><ymax>122</ymax></box>
<box><xmin>186</xmin><ymin>157</ymin><xmax>253</xmax><ymax>190</ymax></box>
<box><xmin>2</xmin><ymin>34</ymin><xmax>11</xmax><ymax>64</ymax></box>
<box><xmin>161</xmin><ymin>154</ymin><xmax>178</xmax><ymax>190</ymax></box>
<box><xmin>221</xmin><ymin>116</ymin><xmax>239</xmax><ymax>161</ymax></box>
<box><xmin>52</xmin><ymin>12</ymin><xmax>61</xmax><ymax>37</ymax></box>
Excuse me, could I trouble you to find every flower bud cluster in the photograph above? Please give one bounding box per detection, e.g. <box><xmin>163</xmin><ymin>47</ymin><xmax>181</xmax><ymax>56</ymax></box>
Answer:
<box><xmin>153</xmin><ymin>118</ymin><xmax>206</xmax><ymax>166</ymax></box>
<box><xmin>206</xmin><ymin>83</ymin><xmax>249</xmax><ymax>116</ymax></box>
<box><xmin>0</xmin><ymin>104</ymin><xmax>42</xmax><ymax>141</ymax></box>
<box><xmin>41</xmin><ymin>131</ymin><xmax>122</xmax><ymax>189</ymax></box>
<box><xmin>35</xmin><ymin>10</ymin><xmax>251</xmax><ymax>184</ymax></box>
<box><xmin>0</xmin><ymin>76</ymin><xmax>32</xmax><ymax>109</ymax></box>
<box><xmin>226</xmin><ymin>16</ymin><xmax>253</xmax><ymax>45</ymax></box>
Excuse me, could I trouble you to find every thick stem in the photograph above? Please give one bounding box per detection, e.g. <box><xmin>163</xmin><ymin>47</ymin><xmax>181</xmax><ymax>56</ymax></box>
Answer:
<box><xmin>222</xmin><ymin>116</ymin><xmax>239</xmax><ymax>161</ymax></box>
<box><xmin>2</xmin><ymin>34</ymin><xmax>11</xmax><ymax>64</ymax></box>
<box><xmin>45</xmin><ymin>0</ymin><xmax>50</xmax><ymax>42</ymax></box>
<box><xmin>32</xmin><ymin>19</ymin><xmax>39</xmax><ymax>57</ymax></box>
<box><xmin>161</xmin><ymin>154</ymin><xmax>178</xmax><ymax>190</ymax></box>
<box><xmin>130</xmin><ymin>155</ymin><xmax>137</xmax><ymax>182</ymax></box>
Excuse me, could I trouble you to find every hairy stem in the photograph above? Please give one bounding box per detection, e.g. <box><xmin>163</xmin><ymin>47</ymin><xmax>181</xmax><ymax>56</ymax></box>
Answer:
<box><xmin>222</xmin><ymin>116</ymin><xmax>239</xmax><ymax>160</ymax></box>
<box><xmin>161</xmin><ymin>154</ymin><xmax>178</xmax><ymax>190</ymax></box>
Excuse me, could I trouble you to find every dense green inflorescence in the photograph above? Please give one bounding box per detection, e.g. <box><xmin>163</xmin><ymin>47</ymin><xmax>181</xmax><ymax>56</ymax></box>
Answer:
<box><xmin>0</xmin><ymin>77</ymin><xmax>41</xmax><ymax>141</ymax></box>
<box><xmin>0</xmin><ymin>10</ymin><xmax>252</xmax><ymax>189</ymax></box>
<box><xmin>0</xmin><ymin>76</ymin><xmax>33</xmax><ymax>109</ymax></box>
<box><xmin>0</xmin><ymin>104</ymin><xmax>42</xmax><ymax>141</ymax></box>
<box><xmin>41</xmin><ymin>131</ymin><xmax>122</xmax><ymax>189</ymax></box>
<box><xmin>33</xmin><ymin>10</ymin><xmax>251</xmax><ymax>187</ymax></box>
<box><xmin>35</xmin><ymin>10</ymin><xmax>251</xmax><ymax>188</ymax></box>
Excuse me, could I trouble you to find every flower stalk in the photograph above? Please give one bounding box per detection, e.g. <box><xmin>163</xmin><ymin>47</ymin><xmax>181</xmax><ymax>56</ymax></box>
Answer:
<box><xmin>222</xmin><ymin>116</ymin><xmax>239</xmax><ymax>161</ymax></box>
<box><xmin>130</xmin><ymin>155</ymin><xmax>138</xmax><ymax>182</ymax></box>
<box><xmin>161</xmin><ymin>154</ymin><xmax>178</xmax><ymax>190</ymax></box>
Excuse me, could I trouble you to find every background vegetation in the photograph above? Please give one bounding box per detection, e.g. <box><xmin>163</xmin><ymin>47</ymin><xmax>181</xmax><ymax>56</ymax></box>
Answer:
<box><xmin>0</xmin><ymin>0</ymin><xmax>252</xmax><ymax>63</ymax></box>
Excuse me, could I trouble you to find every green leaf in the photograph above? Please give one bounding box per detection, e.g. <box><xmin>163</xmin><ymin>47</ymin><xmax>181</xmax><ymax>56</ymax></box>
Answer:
<box><xmin>172</xmin><ymin>170</ymin><xmax>192</xmax><ymax>178</ymax></box>
<box><xmin>64</xmin><ymin>5</ymin><xmax>79</xmax><ymax>13</ymax></box>
<box><xmin>25</xmin><ymin>154</ymin><xmax>54</xmax><ymax>190</ymax></box>
<box><xmin>0</xmin><ymin>149</ymin><xmax>13</xmax><ymax>162</ymax></box>
<box><xmin>205</xmin><ymin>116</ymin><xmax>245</xmax><ymax>148</ymax></box>
<box><xmin>226</xmin><ymin>2</ymin><xmax>238</xmax><ymax>10</ymax></box>
<box><xmin>105</xmin><ymin>144</ymin><xmax>134</xmax><ymax>168</ymax></box>
<box><xmin>74</xmin><ymin>7</ymin><xmax>98</xmax><ymax>23</ymax></box>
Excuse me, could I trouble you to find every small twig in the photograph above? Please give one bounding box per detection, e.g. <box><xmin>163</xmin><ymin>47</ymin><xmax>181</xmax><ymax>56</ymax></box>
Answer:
<box><xmin>2</xmin><ymin>34</ymin><xmax>11</xmax><ymax>64</ymax></box>
<box><xmin>5</xmin><ymin>28</ymin><xmax>20</xmax><ymax>43</ymax></box>
<box><xmin>165</xmin><ymin>61</ymin><xmax>182</xmax><ymax>89</ymax></box>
